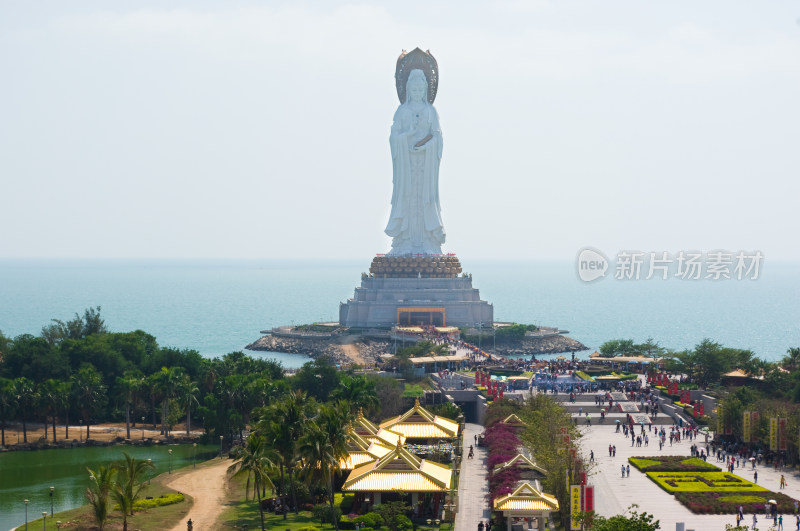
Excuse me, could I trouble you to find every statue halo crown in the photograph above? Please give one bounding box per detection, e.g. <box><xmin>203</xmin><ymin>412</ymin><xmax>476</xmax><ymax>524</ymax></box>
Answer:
<box><xmin>395</xmin><ymin>47</ymin><xmax>438</xmax><ymax>104</ymax></box>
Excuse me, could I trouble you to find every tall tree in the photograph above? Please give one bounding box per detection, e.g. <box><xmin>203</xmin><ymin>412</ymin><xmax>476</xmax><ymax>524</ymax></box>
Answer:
<box><xmin>154</xmin><ymin>366</ymin><xmax>182</xmax><ymax>437</ymax></box>
<box><xmin>72</xmin><ymin>366</ymin><xmax>107</xmax><ymax>440</ymax></box>
<box><xmin>86</xmin><ymin>464</ymin><xmax>117</xmax><ymax>531</ymax></box>
<box><xmin>177</xmin><ymin>374</ymin><xmax>199</xmax><ymax>436</ymax></box>
<box><xmin>117</xmin><ymin>370</ymin><xmax>144</xmax><ymax>440</ymax></box>
<box><xmin>57</xmin><ymin>380</ymin><xmax>73</xmax><ymax>440</ymax></box>
<box><xmin>331</xmin><ymin>374</ymin><xmax>379</xmax><ymax>416</ymax></box>
<box><xmin>13</xmin><ymin>377</ymin><xmax>36</xmax><ymax>443</ymax></box>
<box><xmin>39</xmin><ymin>379</ymin><xmax>61</xmax><ymax>442</ymax></box>
<box><xmin>299</xmin><ymin>403</ymin><xmax>349</xmax><ymax>531</ymax></box>
<box><xmin>112</xmin><ymin>452</ymin><xmax>155</xmax><ymax>531</ymax></box>
<box><xmin>229</xmin><ymin>433</ymin><xmax>276</xmax><ymax>531</ymax></box>
<box><xmin>0</xmin><ymin>378</ymin><xmax>17</xmax><ymax>447</ymax></box>
<box><xmin>262</xmin><ymin>390</ymin><xmax>313</xmax><ymax>516</ymax></box>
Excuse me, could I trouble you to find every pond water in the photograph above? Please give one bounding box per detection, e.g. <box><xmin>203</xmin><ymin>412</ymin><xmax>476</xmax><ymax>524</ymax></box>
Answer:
<box><xmin>0</xmin><ymin>443</ymin><xmax>218</xmax><ymax>531</ymax></box>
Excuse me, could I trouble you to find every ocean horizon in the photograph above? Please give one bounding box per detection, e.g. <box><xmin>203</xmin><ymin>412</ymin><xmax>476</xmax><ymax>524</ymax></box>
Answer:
<box><xmin>1</xmin><ymin>258</ymin><xmax>798</xmax><ymax>366</ymax></box>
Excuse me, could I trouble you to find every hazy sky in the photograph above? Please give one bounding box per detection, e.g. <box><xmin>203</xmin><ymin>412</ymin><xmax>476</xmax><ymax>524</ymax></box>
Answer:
<box><xmin>2</xmin><ymin>1</ymin><xmax>799</xmax><ymax>261</ymax></box>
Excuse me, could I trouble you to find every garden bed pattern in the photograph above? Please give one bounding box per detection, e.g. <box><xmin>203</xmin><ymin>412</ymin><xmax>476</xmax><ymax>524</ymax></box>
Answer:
<box><xmin>629</xmin><ymin>456</ymin><xmax>799</xmax><ymax>514</ymax></box>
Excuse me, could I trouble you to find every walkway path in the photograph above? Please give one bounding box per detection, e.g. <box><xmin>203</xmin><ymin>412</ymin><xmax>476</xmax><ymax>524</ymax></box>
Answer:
<box><xmin>164</xmin><ymin>457</ymin><xmax>231</xmax><ymax>531</ymax></box>
<box><xmin>568</xmin><ymin>389</ymin><xmax>800</xmax><ymax>530</ymax></box>
<box><xmin>457</xmin><ymin>423</ymin><xmax>491</xmax><ymax>531</ymax></box>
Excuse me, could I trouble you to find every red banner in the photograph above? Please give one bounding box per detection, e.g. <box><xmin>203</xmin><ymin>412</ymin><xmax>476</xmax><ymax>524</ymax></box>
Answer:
<box><xmin>584</xmin><ymin>486</ymin><xmax>594</xmax><ymax>512</ymax></box>
<box><xmin>779</xmin><ymin>418</ymin><xmax>787</xmax><ymax>451</ymax></box>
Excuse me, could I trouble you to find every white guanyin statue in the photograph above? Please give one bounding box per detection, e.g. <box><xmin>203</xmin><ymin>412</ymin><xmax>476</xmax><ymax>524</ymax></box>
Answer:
<box><xmin>385</xmin><ymin>49</ymin><xmax>446</xmax><ymax>255</ymax></box>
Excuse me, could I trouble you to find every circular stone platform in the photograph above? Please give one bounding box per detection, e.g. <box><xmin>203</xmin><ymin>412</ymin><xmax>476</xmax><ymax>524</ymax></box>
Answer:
<box><xmin>369</xmin><ymin>254</ymin><xmax>463</xmax><ymax>278</ymax></box>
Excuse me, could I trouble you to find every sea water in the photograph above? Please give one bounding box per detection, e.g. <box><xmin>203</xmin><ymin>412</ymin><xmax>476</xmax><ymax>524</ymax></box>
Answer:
<box><xmin>0</xmin><ymin>259</ymin><xmax>798</xmax><ymax>362</ymax></box>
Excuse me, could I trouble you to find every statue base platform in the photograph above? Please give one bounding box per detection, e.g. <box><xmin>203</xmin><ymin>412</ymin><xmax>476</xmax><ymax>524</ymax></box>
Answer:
<box><xmin>339</xmin><ymin>254</ymin><xmax>493</xmax><ymax>328</ymax></box>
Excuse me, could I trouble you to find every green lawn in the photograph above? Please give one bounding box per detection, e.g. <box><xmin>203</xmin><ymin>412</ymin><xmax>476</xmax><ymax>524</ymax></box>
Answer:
<box><xmin>647</xmin><ymin>471</ymin><xmax>768</xmax><ymax>493</ymax></box>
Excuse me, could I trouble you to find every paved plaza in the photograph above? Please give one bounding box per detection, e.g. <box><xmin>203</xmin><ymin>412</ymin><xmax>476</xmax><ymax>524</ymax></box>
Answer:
<box><xmin>456</xmin><ymin>389</ymin><xmax>800</xmax><ymax>531</ymax></box>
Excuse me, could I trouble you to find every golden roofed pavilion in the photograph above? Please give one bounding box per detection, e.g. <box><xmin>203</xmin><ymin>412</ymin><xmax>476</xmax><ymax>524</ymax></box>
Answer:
<box><xmin>379</xmin><ymin>398</ymin><xmax>459</xmax><ymax>441</ymax></box>
<box><xmin>493</xmin><ymin>483</ymin><xmax>559</xmax><ymax>531</ymax></box>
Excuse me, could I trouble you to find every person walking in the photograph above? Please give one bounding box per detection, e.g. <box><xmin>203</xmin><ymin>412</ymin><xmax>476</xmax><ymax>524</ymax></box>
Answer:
<box><xmin>781</xmin><ymin>474</ymin><xmax>786</xmax><ymax>489</ymax></box>
<box><xmin>778</xmin><ymin>514</ymin><xmax>784</xmax><ymax>530</ymax></box>
<box><xmin>753</xmin><ymin>512</ymin><xmax>758</xmax><ymax>530</ymax></box>
<box><xmin>590</xmin><ymin>450</ymin><xmax>594</xmax><ymax>463</ymax></box>
<box><xmin>626</xmin><ymin>464</ymin><xmax>630</xmax><ymax>477</ymax></box>
<box><xmin>478</xmin><ymin>521</ymin><xmax>484</xmax><ymax>531</ymax></box>
<box><xmin>754</xmin><ymin>470</ymin><xmax>758</xmax><ymax>484</ymax></box>
<box><xmin>621</xmin><ymin>464</ymin><xmax>625</xmax><ymax>478</ymax></box>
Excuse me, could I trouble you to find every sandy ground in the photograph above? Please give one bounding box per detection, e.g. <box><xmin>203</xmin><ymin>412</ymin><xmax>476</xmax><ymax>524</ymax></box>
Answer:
<box><xmin>164</xmin><ymin>458</ymin><xmax>232</xmax><ymax>531</ymax></box>
<box><xmin>0</xmin><ymin>421</ymin><xmax>201</xmax><ymax>447</ymax></box>
<box><xmin>339</xmin><ymin>343</ymin><xmax>366</xmax><ymax>366</ymax></box>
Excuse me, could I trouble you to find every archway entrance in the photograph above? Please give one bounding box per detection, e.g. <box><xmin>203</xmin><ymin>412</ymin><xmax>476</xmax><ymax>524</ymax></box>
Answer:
<box><xmin>397</xmin><ymin>307</ymin><xmax>445</xmax><ymax>326</ymax></box>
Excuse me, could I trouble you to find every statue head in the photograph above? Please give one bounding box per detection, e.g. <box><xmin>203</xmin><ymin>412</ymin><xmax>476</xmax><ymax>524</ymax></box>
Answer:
<box><xmin>405</xmin><ymin>69</ymin><xmax>428</xmax><ymax>104</ymax></box>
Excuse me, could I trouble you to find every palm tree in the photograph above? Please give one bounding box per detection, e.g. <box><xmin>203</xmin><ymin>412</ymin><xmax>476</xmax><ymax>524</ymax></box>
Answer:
<box><xmin>86</xmin><ymin>464</ymin><xmax>117</xmax><ymax>530</ymax></box>
<box><xmin>298</xmin><ymin>403</ymin><xmax>349</xmax><ymax>531</ymax></box>
<box><xmin>331</xmin><ymin>375</ymin><xmax>379</xmax><ymax>415</ymax></box>
<box><xmin>228</xmin><ymin>433</ymin><xmax>276</xmax><ymax>531</ymax></box>
<box><xmin>784</xmin><ymin>347</ymin><xmax>800</xmax><ymax>372</ymax></box>
<box><xmin>112</xmin><ymin>452</ymin><xmax>155</xmax><ymax>531</ymax></box>
<box><xmin>57</xmin><ymin>380</ymin><xmax>73</xmax><ymax>440</ymax></box>
<box><xmin>177</xmin><ymin>374</ymin><xmax>199</xmax><ymax>436</ymax></box>
<box><xmin>261</xmin><ymin>390</ymin><xmax>312</xmax><ymax>516</ymax></box>
<box><xmin>0</xmin><ymin>378</ymin><xmax>18</xmax><ymax>447</ymax></box>
<box><xmin>155</xmin><ymin>367</ymin><xmax>182</xmax><ymax>437</ymax></box>
<box><xmin>13</xmin><ymin>377</ymin><xmax>36</xmax><ymax>443</ymax></box>
<box><xmin>117</xmin><ymin>371</ymin><xmax>144</xmax><ymax>440</ymax></box>
<box><xmin>39</xmin><ymin>379</ymin><xmax>61</xmax><ymax>442</ymax></box>
<box><xmin>72</xmin><ymin>366</ymin><xmax>107</xmax><ymax>440</ymax></box>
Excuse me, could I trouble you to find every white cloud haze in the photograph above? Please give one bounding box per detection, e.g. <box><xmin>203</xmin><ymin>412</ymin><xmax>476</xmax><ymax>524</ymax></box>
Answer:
<box><xmin>1</xmin><ymin>1</ymin><xmax>798</xmax><ymax>260</ymax></box>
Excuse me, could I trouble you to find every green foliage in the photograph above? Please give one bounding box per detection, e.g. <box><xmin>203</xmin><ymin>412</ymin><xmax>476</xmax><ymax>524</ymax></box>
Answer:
<box><xmin>353</xmin><ymin>512</ymin><xmax>384</xmax><ymax>529</ymax></box>
<box><xmin>375</xmin><ymin>501</ymin><xmax>411</xmax><ymax>531</ymax></box>
<box><xmin>292</xmin><ymin>358</ymin><xmax>341</xmax><ymax>402</ymax></box>
<box><xmin>599</xmin><ymin>338</ymin><xmax>665</xmax><ymax>358</ymax></box>
<box><xmin>646</xmin><ymin>472</ymin><xmax>767</xmax><ymax>493</ymax></box>
<box><xmin>118</xmin><ymin>493</ymin><xmax>184</xmax><ymax>509</ymax></box>
<box><xmin>312</xmin><ymin>504</ymin><xmax>342</xmax><ymax>524</ymax></box>
<box><xmin>628</xmin><ymin>456</ymin><xmax>720</xmax><ymax>472</ymax></box>
<box><xmin>339</xmin><ymin>494</ymin><xmax>355</xmax><ymax>514</ymax></box>
<box><xmin>586</xmin><ymin>505</ymin><xmax>660</xmax><ymax>531</ymax></box>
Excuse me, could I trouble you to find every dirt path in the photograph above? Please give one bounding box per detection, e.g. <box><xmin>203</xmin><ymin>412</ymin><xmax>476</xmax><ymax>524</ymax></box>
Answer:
<box><xmin>164</xmin><ymin>458</ymin><xmax>231</xmax><ymax>531</ymax></box>
<box><xmin>339</xmin><ymin>342</ymin><xmax>366</xmax><ymax>365</ymax></box>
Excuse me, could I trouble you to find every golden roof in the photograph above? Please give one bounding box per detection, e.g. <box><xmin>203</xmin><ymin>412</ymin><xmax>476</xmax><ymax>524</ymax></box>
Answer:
<box><xmin>493</xmin><ymin>483</ymin><xmax>559</xmax><ymax>513</ymax></box>
<box><xmin>502</xmin><ymin>414</ymin><xmax>525</xmax><ymax>426</ymax></box>
<box><xmin>354</xmin><ymin>408</ymin><xmax>380</xmax><ymax>435</ymax></box>
<box><xmin>492</xmin><ymin>454</ymin><xmax>547</xmax><ymax>477</ymax></box>
<box><xmin>343</xmin><ymin>441</ymin><xmax>452</xmax><ymax>493</ymax></box>
<box><xmin>379</xmin><ymin>399</ymin><xmax>458</xmax><ymax>439</ymax></box>
<box><xmin>363</xmin><ymin>428</ymin><xmax>405</xmax><ymax>447</ymax></box>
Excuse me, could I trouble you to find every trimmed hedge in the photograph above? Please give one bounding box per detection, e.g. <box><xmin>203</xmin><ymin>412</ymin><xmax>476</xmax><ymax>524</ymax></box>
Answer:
<box><xmin>128</xmin><ymin>493</ymin><xmax>185</xmax><ymax>510</ymax></box>
<box><xmin>629</xmin><ymin>456</ymin><xmax>720</xmax><ymax>472</ymax></box>
<box><xmin>647</xmin><ymin>472</ymin><xmax>768</xmax><ymax>493</ymax></box>
<box><xmin>675</xmin><ymin>490</ymin><xmax>797</xmax><ymax>514</ymax></box>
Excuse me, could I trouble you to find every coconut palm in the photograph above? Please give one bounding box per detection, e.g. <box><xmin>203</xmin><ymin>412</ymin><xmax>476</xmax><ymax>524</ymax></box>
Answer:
<box><xmin>784</xmin><ymin>347</ymin><xmax>800</xmax><ymax>372</ymax></box>
<box><xmin>0</xmin><ymin>378</ymin><xmax>17</xmax><ymax>447</ymax></box>
<box><xmin>112</xmin><ymin>452</ymin><xmax>155</xmax><ymax>531</ymax></box>
<box><xmin>228</xmin><ymin>433</ymin><xmax>276</xmax><ymax>531</ymax></box>
<box><xmin>298</xmin><ymin>403</ymin><xmax>349</xmax><ymax>530</ymax></box>
<box><xmin>72</xmin><ymin>366</ymin><xmax>107</xmax><ymax>440</ymax></box>
<box><xmin>261</xmin><ymin>389</ymin><xmax>312</xmax><ymax>516</ymax></box>
<box><xmin>331</xmin><ymin>375</ymin><xmax>380</xmax><ymax>416</ymax></box>
<box><xmin>57</xmin><ymin>380</ymin><xmax>73</xmax><ymax>440</ymax></box>
<box><xmin>177</xmin><ymin>374</ymin><xmax>199</xmax><ymax>436</ymax></box>
<box><xmin>39</xmin><ymin>379</ymin><xmax>61</xmax><ymax>442</ymax></box>
<box><xmin>117</xmin><ymin>370</ymin><xmax>144</xmax><ymax>440</ymax></box>
<box><xmin>13</xmin><ymin>377</ymin><xmax>36</xmax><ymax>443</ymax></box>
<box><xmin>86</xmin><ymin>464</ymin><xmax>117</xmax><ymax>530</ymax></box>
<box><xmin>154</xmin><ymin>367</ymin><xmax>182</xmax><ymax>437</ymax></box>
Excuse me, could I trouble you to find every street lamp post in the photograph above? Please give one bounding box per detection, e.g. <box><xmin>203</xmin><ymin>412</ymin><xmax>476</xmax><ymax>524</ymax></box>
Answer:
<box><xmin>24</xmin><ymin>499</ymin><xmax>29</xmax><ymax>531</ymax></box>
<box><xmin>168</xmin><ymin>448</ymin><xmax>173</xmax><ymax>474</ymax></box>
<box><xmin>147</xmin><ymin>459</ymin><xmax>152</xmax><ymax>484</ymax></box>
<box><xmin>219</xmin><ymin>435</ymin><xmax>224</xmax><ymax>458</ymax></box>
<box><xmin>141</xmin><ymin>416</ymin><xmax>145</xmax><ymax>440</ymax></box>
<box><xmin>42</xmin><ymin>512</ymin><xmax>47</xmax><ymax>530</ymax></box>
<box><xmin>193</xmin><ymin>442</ymin><xmax>197</xmax><ymax>468</ymax></box>
<box><xmin>50</xmin><ymin>486</ymin><xmax>54</xmax><ymax>516</ymax></box>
